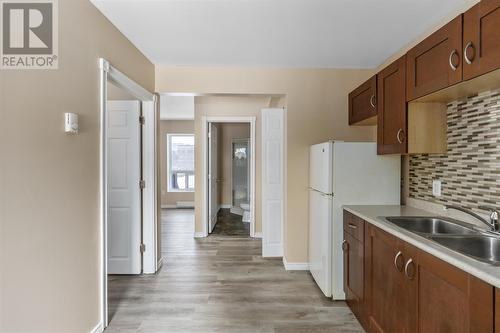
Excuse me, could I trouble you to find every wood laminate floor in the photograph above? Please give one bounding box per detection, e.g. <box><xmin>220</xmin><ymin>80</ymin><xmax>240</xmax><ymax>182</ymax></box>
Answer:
<box><xmin>107</xmin><ymin>209</ymin><xmax>364</xmax><ymax>333</ymax></box>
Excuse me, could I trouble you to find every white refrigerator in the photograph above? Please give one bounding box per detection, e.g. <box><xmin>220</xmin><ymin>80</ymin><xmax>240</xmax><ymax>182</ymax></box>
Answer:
<box><xmin>308</xmin><ymin>141</ymin><xmax>400</xmax><ymax>299</ymax></box>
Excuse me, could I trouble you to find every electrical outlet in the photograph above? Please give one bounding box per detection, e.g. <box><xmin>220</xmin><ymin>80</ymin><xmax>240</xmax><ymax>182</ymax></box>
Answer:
<box><xmin>432</xmin><ymin>180</ymin><xmax>442</xmax><ymax>197</ymax></box>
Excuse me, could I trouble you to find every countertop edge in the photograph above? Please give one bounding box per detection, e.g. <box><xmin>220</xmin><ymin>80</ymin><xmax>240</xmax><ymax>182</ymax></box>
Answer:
<box><xmin>343</xmin><ymin>205</ymin><xmax>500</xmax><ymax>289</ymax></box>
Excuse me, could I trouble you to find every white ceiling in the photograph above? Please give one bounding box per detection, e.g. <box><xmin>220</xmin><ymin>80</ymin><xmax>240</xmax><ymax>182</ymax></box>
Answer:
<box><xmin>91</xmin><ymin>0</ymin><xmax>466</xmax><ymax>69</ymax></box>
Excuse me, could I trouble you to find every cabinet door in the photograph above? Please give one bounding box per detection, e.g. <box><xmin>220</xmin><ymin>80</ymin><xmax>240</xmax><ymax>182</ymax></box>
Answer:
<box><xmin>377</xmin><ymin>55</ymin><xmax>407</xmax><ymax>155</ymax></box>
<box><xmin>349</xmin><ymin>75</ymin><xmax>377</xmax><ymax>125</ymax></box>
<box><xmin>417</xmin><ymin>248</ymin><xmax>494</xmax><ymax>333</ymax></box>
<box><xmin>406</xmin><ymin>15</ymin><xmax>463</xmax><ymax>101</ymax></box>
<box><xmin>343</xmin><ymin>232</ymin><xmax>364</xmax><ymax>324</ymax></box>
<box><xmin>496</xmin><ymin>288</ymin><xmax>500</xmax><ymax>333</ymax></box>
<box><xmin>366</xmin><ymin>225</ymin><xmax>409</xmax><ymax>333</ymax></box>
<box><xmin>463</xmin><ymin>0</ymin><xmax>500</xmax><ymax>80</ymax></box>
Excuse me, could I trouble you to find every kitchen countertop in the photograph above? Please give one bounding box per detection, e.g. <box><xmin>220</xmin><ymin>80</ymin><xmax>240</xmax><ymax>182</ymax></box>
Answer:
<box><xmin>343</xmin><ymin>205</ymin><xmax>500</xmax><ymax>289</ymax></box>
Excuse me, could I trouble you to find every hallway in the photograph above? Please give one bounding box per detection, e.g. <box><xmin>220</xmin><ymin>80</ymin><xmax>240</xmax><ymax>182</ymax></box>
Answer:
<box><xmin>107</xmin><ymin>209</ymin><xmax>363</xmax><ymax>333</ymax></box>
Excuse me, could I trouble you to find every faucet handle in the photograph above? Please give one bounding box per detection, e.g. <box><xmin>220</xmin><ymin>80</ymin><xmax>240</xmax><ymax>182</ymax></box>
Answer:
<box><xmin>479</xmin><ymin>206</ymin><xmax>500</xmax><ymax>232</ymax></box>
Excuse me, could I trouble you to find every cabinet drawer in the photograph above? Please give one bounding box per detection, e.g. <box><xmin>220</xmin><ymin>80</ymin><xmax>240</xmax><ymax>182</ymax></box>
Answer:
<box><xmin>343</xmin><ymin>211</ymin><xmax>364</xmax><ymax>243</ymax></box>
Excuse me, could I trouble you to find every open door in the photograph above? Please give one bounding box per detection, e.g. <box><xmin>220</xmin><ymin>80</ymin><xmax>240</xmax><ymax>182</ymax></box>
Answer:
<box><xmin>107</xmin><ymin>100</ymin><xmax>142</xmax><ymax>274</ymax></box>
<box><xmin>208</xmin><ymin>123</ymin><xmax>218</xmax><ymax>233</ymax></box>
<box><xmin>262</xmin><ymin>108</ymin><xmax>285</xmax><ymax>257</ymax></box>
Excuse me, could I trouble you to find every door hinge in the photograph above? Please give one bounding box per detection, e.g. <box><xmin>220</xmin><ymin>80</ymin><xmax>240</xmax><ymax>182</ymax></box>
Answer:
<box><xmin>140</xmin><ymin>243</ymin><xmax>146</xmax><ymax>253</ymax></box>
<box><xmin>139</xmin><ymin>180</ymin><xmax>146</xmax><ymax>189</ymax></box>
<box><xmin>139</xmin><ymin>115</ymin><xmax>145</xmax><ymax>125</ymax></box>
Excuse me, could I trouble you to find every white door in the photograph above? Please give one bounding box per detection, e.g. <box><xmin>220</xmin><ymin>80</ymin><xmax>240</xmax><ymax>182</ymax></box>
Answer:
<box><xmin>262</xmin><ymin>108</ymin><xmax>285</xmax><ymax>257</ymax></box>
<box><xmin>107</xmin><ymin>100</ymin><xmax>142</xmax><ymax>275</ymax></box>
<box><xmin>208</xmin><ymin>123</ymin><xmax>218</xmax><ymax>233</ymax></box>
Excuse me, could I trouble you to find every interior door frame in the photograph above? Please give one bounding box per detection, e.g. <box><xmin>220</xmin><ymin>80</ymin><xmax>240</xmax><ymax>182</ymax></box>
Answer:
<box><xmin>201</xmin><ymin>116</ymin><xmax>256</xmax><ymax>238</ymax></box>
<box><xmin>98</xmin><ymin>58</ymin><xmax>158</xmax><ymax>330</ymax></box>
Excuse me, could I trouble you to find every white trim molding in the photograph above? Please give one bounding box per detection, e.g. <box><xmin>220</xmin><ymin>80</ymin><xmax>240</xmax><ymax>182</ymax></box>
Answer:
<box><xmin>98</xmin><ymin>58</ymin><xmax>157</xmax><ymax>329</ymax></box>
<box><xmin>89</xmin><ymin>322</ymin><xmax>103</xmax><ymax>333</ymax></box>
<box><xmin>283</xmin><ymin>257</ymin><xmax>309</xmax><ymax>271</ymax></box>
<box><xmin>194</xmin><ymin>232</ymin><xmax>206</xmax><ymax>238</ymax></box>
<box><xmin>253</xmin><ymin>232</ymin><xmax>263</xmax><ymax>239</ymax></box>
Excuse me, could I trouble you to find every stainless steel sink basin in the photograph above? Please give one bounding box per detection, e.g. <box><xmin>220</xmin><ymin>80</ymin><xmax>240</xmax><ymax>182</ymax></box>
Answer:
<box><xmin>429</xmin><ymin>235</ymin><xmax>500</xmax><ymax>265</ymax></box>
<box><xmin>385</xmin><ymin>216</ymin><xmax>479</xmax><ymax>235</ymax></box>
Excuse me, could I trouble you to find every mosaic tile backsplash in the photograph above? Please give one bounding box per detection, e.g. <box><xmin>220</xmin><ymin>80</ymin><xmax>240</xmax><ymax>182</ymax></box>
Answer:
<box><xmin>409</xmin><ymin>89</ymin><xmax>500</xmax><ymax>212</ymax></box>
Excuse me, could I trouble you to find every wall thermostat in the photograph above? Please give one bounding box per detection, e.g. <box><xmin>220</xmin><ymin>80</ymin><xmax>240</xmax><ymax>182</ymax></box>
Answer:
<box><xmin>64</xmin><ymin>113</ymin><xmax>79</xmax><ymax>134</ymax></box>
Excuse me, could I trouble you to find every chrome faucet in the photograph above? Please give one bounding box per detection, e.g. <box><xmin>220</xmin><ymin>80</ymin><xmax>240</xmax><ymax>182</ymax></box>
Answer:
<box><xmin>445</xmin><ymin>205</ymin><xmax>500</xmax><ymax>232</ymax></box>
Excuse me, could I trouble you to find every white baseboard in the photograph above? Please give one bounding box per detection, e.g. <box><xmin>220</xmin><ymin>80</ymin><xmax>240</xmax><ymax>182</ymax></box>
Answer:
<box><xmin>219</xmin><ymin>204</ymin><xmax>231</xmax><ymax>209</ymax></box>
<box><xmin>90</xmin><ymin>322</ymin><xmax>103</xmax><ymax>333</ymax></box>
<box><xmin>253</xmin><ymin>232</ymin><xmax>262</xmax><ymax>238</ymax></box>
<box><xmin>283</xmin><ymin>257</ymin><xmax>309</xmax><ymax>271</ymax></box>
<box><xmin>194</xmin><ymin>232</ymin><xmax>206</xmax><ymax>238</ymax></box>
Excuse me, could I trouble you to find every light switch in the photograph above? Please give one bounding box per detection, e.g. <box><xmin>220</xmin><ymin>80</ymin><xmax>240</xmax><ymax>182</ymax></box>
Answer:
<box><xmin>64</xmin><ymin>113</ymin><xmax>79</xmax><ymax>134</ymax></box>
<box><xmin>432</xmin><ymin>180</ymin><xmax>442</xmax><ymax>197</ymax></box>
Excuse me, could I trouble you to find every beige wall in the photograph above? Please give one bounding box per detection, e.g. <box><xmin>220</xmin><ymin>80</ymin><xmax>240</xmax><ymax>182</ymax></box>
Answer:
<box><xmin>217</xmin><ymin>123</ymin><xmax>251</xmax><ymax>206</ymax></box>
<box><xmin>157</xmin><ymin>68</ymin><xmax>376</xmax><ymax>262</ymax></box>
<box><xmin>194</xmin><ymin>96</ymin><xmax>273</xmax><ymax>234</ymax></box>
<box><xmin>159</xmin><ymin>120</ymin><xmax>195</xmax><ymax>206</ymax></box>
<box><xmin>0</xmin><ymin>1</ymin><xmax>155</xmax><ymax>332</ymax></box>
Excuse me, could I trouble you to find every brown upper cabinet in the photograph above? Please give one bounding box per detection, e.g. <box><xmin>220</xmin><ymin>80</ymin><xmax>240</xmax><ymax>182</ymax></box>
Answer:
<box><xmin>377</xmin><ymin>55</ymin><xmax>407</xmax><ymax>155</ymax></box>
<box><xmin>348</xmin><ymin>75</ymin><xmax>377</xmax><ymax>125</ymax></box>
<box><xmin>463</xmin><ymin>0</ymin><xmax>500</xmax><ymax>80</ymax></box>
<box><xmin>406</xmin><ymin>16</ymin><xmax>463</xmax><ymax>101</ymax></box>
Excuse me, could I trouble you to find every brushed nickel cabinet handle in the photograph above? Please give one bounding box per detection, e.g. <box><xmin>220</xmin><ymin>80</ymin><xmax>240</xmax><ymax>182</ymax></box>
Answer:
<box><xmin>449</xmin><ymin>49</ymin><xmax>459</xmax><ymax>71</ymax></box>
<box><xmin>464</xmin><ymin>42</ymin><xmax>474</xmax><ymax>65</ymax></box>
<box><xmin>370</xmin><ymin>94</ymin><xmax>376</xmax><ymax>108</ymax></box>
<box><xmin>405</xmin><ymin>258</ymin><xmax>415</xmax><ymax>280</ymax></box>
<box><xmin>348</xmin><ymin>223</ymin><xmax>358</xmax><ymax>229</ymax></box>
<box><xmin>342</xmin><ymin>240</ymin><xmax>349</xmax><ymax>251</ymax></box>
<box><xmin>397</xmin><ymin>129</ymin><xmax>405</xmax><ymax>144</ymax></box>
<box><xmin>394</xmin><ymin>251</ymin><xmax>403</xmax><ymax>272</ymax></box>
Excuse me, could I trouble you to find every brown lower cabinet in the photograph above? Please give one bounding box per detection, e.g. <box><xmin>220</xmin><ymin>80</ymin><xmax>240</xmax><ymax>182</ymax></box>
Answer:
<box><xmin>343</xmin><ymin>210</ymin><xmax>495</xmax><ymax>333</ymax></box>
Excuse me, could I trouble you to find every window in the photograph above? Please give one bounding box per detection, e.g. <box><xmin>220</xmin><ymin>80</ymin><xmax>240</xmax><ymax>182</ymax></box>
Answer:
<box><xmin>167</xmin><ymin>134</ymin><xmax>195</xmax><ymax>192</ymax></box>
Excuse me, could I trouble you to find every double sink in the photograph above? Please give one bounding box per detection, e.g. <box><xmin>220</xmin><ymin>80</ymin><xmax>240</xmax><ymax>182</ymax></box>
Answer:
<box><xmin>384</xmin><ymin>216</ymin><xmax>500</xmax><ymax>265</ymax></box>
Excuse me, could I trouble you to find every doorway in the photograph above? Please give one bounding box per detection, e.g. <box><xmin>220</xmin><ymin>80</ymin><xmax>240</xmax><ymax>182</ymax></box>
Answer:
<box><xmin>202</xmin><ymin>117</ymin><xmax>256</xmax><ymax>238</ymax></box>
<box><xmin>99</xmin><ymin>58</ymin><xmax>158</xmax><ymax>330</ymax></box>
